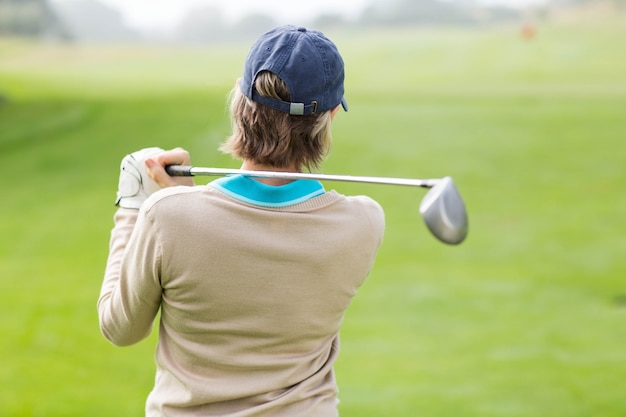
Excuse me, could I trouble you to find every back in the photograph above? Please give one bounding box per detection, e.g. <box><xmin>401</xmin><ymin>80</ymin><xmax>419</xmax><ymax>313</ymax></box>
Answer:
<box><xmin>101</xmin><ymin>178</ymin><xmax>384</xmax><ymax>416</ymax></box>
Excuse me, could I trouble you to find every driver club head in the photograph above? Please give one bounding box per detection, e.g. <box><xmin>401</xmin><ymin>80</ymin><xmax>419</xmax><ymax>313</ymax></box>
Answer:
<box><xmin>419</xmin><ymin>176</ymin><xmax>468</xmax><ymax>245</ymax></box>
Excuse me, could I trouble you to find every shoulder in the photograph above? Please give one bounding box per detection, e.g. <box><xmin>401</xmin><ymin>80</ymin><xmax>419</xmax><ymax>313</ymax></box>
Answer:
<box><xmin>142</xmin><ymin>185</ymin><xmax>206</xmax><ymax>213</ymax></box>
<box><xmin>347</xmin><ymin>194</ymin><xmax>385</xmax><ymax>223</ymax></box>
<box><xmin>345</xmin><ymin>194</ymin><xmax>384</xmax><ymax>212</ymax></box>
<box><xmin>336</xmin><ymin>192</ymin><xmax>384</xmax><ymax>214</ymax></box>
<box><xmin>330</xmin><ymin>192</ymin><xmax>385</xmax><ymax>234</ymax></box>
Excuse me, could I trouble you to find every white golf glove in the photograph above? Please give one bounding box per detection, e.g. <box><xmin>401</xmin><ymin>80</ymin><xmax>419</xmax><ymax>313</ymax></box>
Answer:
<box><xmin>115</xmin><ymin>147</ymin><xmax>164</xmax><ymax>209</ymax></box>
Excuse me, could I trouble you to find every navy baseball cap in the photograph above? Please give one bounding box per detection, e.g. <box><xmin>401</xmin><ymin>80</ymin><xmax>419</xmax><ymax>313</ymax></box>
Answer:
<box><xmin>240</xmin><ymin>25</ymin><xmax>348</xmax><ymax>116</ymax></box>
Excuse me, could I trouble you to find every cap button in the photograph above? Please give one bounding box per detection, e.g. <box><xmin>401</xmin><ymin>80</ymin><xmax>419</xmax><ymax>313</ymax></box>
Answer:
<box><xmin>297</xmin><ymin>27</ymin><xmax>307</xmax><ymax>32</ymax></box>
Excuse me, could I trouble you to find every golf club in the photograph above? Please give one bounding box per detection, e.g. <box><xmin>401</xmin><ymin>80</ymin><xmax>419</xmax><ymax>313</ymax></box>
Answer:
<box><xmin>166</xmin><ymin>165</ymin><xmax>469</xmax><ymax>245</ymax></box>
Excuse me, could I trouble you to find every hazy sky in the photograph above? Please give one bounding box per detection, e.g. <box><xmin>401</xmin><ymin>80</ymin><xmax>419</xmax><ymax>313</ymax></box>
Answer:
<box><xmin>52</xmin><ymin>0</ymin><xmax>548</xmax><ymax>31</ymax></box>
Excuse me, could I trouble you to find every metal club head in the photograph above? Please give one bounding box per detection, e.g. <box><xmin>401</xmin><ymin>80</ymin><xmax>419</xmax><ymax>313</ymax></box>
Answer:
<box><xmin>419</xmin><ymin>176</ymin><xmax>468</xmax><ymax>245</ymax></box>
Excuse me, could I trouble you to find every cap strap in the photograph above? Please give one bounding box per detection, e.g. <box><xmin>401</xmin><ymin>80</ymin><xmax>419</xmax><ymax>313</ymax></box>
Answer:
<box><xmin>251</xmin><ymin>89</ymin><xmax>318</xmax><ymax>115</ymax></box>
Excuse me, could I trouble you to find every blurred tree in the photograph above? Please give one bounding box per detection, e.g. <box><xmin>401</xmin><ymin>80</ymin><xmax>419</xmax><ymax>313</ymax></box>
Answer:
<box><xmin>550</xmin><ymin>0</ymin><xmax>625</xmax><ymax>6</ymax></box>
<box><xmin>0</xmin><ymin>0</ymin><xmax>70</xmax><ymax>39</ymax></box>
<box><xmin>545</xmin><ymin>0</ymin><xmax>626</xmax><ymax>18</ymax></box>
<box><xmin>175</xmin><ymin>8</ymin><xmax>277</xmax><ymax>43</ymax></box>
<box><xmin>359</xmin><ymin>0</ymin><xmax>521</xmax><ymax>27</ymax></box>
<box><xmin>176</xmin><ymin>6</ymin><xmax>228</xmax><ymax>43</ymax></box>
<box><xmin>53</xmin><ymin>0</ymin><xmax>140</xmax><ymax>42</ymax></box>
<box><xmin>230</xmin><ymin>13</ymin><xmax>277</xmax><ymax>41</ymax></box>
<box><xmin>312</xmin><ymin>13</ymin><xmax>349</xmax><ymax>30</ymax></box>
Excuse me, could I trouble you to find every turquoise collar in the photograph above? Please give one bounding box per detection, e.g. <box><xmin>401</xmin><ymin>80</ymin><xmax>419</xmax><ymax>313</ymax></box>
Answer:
<box><xmin>211</xmin><ymin>175</ymin><xmax>326</xmax><ymax>208</ymax></box>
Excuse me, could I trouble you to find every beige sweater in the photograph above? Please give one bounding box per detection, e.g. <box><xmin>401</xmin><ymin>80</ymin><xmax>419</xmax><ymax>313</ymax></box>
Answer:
<box><xmin>99</xmin><ymin>178</ymin><xmax>384</xmax><ymax>416</ymax></box>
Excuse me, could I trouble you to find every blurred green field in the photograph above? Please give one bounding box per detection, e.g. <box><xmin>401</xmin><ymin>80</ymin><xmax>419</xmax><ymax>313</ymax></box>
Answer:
<box><xmin>1</xmin><ymin>20</ymin><xmax>626</xmax><ymax>417</ymax></box>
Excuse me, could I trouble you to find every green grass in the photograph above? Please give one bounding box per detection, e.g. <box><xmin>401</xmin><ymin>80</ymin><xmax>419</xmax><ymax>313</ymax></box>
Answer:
<box><xmin>1</xmin><ymin>19</ymin><xmax>626</xmax><ymax>416</ymax></box>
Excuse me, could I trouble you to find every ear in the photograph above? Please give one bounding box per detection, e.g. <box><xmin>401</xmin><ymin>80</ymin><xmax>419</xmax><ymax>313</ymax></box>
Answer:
<box><xmin>330</xmin><ymin>105</ymin><xmax>341</xmax><ymax>120</ymax></box>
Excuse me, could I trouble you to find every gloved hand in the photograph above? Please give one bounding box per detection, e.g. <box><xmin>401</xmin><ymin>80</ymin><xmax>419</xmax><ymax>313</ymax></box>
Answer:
<box><xmin>115</xmin><ymin>147</ymin><xmax>165</xmax><ymax>209</ymax></box>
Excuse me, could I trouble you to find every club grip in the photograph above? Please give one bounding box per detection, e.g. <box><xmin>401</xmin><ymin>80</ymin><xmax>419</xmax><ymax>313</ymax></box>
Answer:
<box><xmin>165</xmin><ymin>165</ymin><xmax>194</xmax><ymax>176</ymax></box>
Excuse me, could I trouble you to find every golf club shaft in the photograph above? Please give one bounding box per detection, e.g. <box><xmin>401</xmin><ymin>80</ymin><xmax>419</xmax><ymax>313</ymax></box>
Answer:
<box><xmin>166</xmin><ymin>165</ymin><xmax>440</xmax><ymax>188</ymax></box>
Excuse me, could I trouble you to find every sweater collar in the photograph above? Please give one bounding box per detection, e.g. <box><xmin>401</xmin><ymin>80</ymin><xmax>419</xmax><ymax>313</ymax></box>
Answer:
<box><xmin>210</xmin><ymin>175</ymin><xmax>326</xmax><ymax>208</ymax></box>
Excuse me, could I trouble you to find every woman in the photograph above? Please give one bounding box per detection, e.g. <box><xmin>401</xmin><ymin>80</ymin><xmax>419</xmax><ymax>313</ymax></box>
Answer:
<box><xmin>99</xmin><ymin>25</ymin><xmax>385</xmax><ymax>416</ymax></box>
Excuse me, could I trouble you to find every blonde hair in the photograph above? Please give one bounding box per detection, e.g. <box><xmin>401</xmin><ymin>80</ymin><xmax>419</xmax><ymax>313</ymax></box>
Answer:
<box><xmin>220</xmin><ymin>71</ymin><xmax>334</xmax><ymax>171</ymax></box>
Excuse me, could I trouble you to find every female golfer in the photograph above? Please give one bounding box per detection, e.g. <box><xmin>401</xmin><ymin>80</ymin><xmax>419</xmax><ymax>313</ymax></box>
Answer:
<box><xmin>99</xmin><ymin>25</ymin><xmax>385</xmax><ymax>416</ymax></box>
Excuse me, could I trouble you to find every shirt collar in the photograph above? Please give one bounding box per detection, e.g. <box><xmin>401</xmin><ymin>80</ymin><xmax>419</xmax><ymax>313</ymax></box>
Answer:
<box><xmin>210</xmin><ymin>175</ymin><xmax>326</xmax><ymax>207</ymax></box>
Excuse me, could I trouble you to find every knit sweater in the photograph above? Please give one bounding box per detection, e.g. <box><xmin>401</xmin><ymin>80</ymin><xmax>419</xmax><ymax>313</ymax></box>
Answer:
<box><xmin>98</xmin><ymin>176</ymin><xmax>385</xmax><ymax>416</ymax></box>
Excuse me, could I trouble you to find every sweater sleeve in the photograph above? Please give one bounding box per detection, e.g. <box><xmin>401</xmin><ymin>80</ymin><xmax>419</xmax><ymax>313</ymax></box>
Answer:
<box><xmin>98</xmin><ymin>207</ymin><xmax>162</xmax><ymax>346</ymax></box>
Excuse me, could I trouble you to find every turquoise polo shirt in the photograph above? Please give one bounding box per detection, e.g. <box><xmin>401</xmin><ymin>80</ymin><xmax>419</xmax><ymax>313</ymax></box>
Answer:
<box><xmin>211</xmin><ymin>175</ymin><xmax>326</xmax><ymax>208</ymax></box>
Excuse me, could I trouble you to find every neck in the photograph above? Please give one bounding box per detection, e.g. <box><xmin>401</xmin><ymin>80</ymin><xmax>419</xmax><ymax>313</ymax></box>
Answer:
<box><xmin>240</xmin><ymin>161</ymin><xmax>298</xmax><ymax>186</ymax></box>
